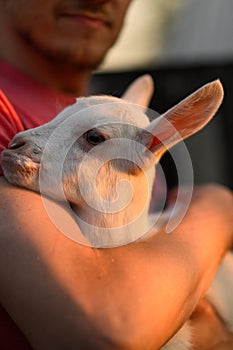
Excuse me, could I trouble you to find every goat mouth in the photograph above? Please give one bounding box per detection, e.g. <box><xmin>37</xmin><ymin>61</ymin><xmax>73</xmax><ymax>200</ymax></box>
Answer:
<box><xmin>2</xmin><ymin>149</ymin><xmax>41</xmax><ymax>164</ymax></box>
<box><xmin>1</xmin><ymin>151</ymin><xmax>41</xmax><ymax>179</ymax></box>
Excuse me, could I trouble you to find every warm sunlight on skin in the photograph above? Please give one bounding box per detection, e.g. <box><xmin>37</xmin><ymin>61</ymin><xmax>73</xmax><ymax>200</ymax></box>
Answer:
<box><xmin>0</xmin><ymin>0</ymin><xmax>232</xmax><ymax>349</ymax></box>
<box><xmin>0</xmin><ymin>76</ymin><xmax>232</xmax><ymax>348</ymax></box>
<box><xmin>191</xmin><ymin>299</ymin><xmax>233</xmax><ymax>350</ymax></box>
<box><xmin>0</xmin><ymin>178</ymin><xmax>233</xmax><ymax>349</ymax></box>
<box><xmin>0</xmin><ymin>0</ymin><xmax>132</xmax><ymax>94</ymax></box>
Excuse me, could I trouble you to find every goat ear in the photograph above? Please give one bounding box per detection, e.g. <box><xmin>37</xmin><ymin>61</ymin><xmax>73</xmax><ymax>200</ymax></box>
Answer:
<box><xmin>139</xmin><ymin>80</ymin><xmax>224</xmax><ymax>162</ymax></box>
<box><xmin>122</xmin><ymin>75</ymin><xmax>154</xmax><ymax>108</ymax></box>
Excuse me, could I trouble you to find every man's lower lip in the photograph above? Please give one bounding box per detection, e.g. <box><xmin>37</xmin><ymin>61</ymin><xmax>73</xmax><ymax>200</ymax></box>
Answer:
<box><xmin>62</xmin><ymin>14</ymin><xmax>107</xmax><ymax>28</ymax></box>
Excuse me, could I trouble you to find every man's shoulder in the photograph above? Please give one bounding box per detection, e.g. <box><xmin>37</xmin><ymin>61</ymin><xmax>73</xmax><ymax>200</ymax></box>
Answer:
<box><xmin>0</xmin><ymin>90</ymin><xmax>24</xmax><ymax>173</ymax></box>
<box><xmin>0</xmin><ymin>89</ymin><xmax>22</xmax><ymax>123</ymax></box>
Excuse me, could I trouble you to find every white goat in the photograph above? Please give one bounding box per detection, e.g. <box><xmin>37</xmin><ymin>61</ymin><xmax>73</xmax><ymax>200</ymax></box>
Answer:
<box><xmin>1</xmin><ymin>75</ymin><xmax>233</xmax><ymax>349</ymax></box>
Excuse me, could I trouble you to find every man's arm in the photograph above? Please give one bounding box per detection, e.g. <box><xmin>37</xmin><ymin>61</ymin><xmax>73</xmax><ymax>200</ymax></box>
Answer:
<box><xmin>190</xmin><ymin>298</ymin><xmax>233</xmax><ymax>350</ymax></box>
<box><xmin>0</xmin><ymin>177</ymin><xmax>232</xmax><ymax>349</ymax></box>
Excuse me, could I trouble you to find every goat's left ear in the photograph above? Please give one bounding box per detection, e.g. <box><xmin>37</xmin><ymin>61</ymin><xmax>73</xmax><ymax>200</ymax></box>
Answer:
<box><xmin>139</xmin><ymin>80</ymin><xmax>224</xmax><ymax>162</ymax></box>
<box><xmin>122</xmin><ymin>75</ymin><xmax>154</xmax><ymax>108</ymax></box>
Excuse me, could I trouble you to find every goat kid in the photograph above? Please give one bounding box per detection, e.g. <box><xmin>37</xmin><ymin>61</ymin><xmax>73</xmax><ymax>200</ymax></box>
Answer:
<box><xmin>1</xmin><ymin>75</ymin><xmax>233</xmax><ymax>349</ymax></box>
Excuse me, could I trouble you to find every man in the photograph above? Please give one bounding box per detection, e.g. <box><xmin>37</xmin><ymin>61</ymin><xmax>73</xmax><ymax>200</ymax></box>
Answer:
<box><xmin>0</xmin><ymin>1</ymin><xmax>233</xmax><ymax>349</ymax></box>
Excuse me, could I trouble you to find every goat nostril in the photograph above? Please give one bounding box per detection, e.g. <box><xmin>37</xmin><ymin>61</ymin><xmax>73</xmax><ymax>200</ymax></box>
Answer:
<box><xmin>8</xmin><ymin>140</ymin><xmax>26</xmax><ymax>150</ymax></box>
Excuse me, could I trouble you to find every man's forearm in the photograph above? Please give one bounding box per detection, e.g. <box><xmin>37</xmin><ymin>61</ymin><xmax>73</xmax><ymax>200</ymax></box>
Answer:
<box><xmin>0</xmin><ymin>178</ymin><xmax>232</xmax><ymax>349</ymax></box>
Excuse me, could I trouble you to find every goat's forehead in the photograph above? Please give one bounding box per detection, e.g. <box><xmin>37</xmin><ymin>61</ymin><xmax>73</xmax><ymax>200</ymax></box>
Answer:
<box><xmin>59</xmin><ymin>96</ymin><xmax>150</xmax><ymax>128</ymax></box>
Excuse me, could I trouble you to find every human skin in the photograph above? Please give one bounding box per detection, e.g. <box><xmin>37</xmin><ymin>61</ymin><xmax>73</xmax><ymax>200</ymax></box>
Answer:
<box><xmin>190</xmin><ymin>299</ymin><xmax>233</xmax><ymax>350</ymax></box>
<box><xmin>0</xmin><ymin>0</ymin><xmax>132</xmax><ymax>94</ymax></box>
<box><xmin>0</xmin><ymin>179</ymin><xmax>233</xmax><ymax>349</ymax></box>
<box><xmin>0</xmin><ymin>0</ymin><xmax>233</xmax><ymax>348</ymax></box>
<box><xmin>208</xmin><ymin>341</ymin><xmax>233</xmax><ymax>350</ymax></box>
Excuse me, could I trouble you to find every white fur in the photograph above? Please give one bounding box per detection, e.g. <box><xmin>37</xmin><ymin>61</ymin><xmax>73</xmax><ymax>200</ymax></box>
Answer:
<box><xmin>162</xmin><ymin>322</ymin><xmax>192</xmax><ymax>350</ymax></box>
<box><xmin>1</xmin><ymin>75</ymin><xmax>232</xmax><ymax>349</ymax></box>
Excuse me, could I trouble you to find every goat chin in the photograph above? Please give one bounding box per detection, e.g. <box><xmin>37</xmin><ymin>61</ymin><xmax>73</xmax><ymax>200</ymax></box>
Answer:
<box><xmin>1</xmin><ymin>76</ymin><xmax>232</xmax><ymax>349</ymax></box>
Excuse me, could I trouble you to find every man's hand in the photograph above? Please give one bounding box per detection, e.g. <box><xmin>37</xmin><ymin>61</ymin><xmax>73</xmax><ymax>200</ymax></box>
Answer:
<box><xmin>190</xmin><ymin>298</ymin><xmax>233</xmax><ymax>350</ymax></box>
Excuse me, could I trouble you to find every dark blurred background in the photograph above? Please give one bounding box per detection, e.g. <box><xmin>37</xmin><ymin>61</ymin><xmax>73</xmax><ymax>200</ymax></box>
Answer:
<box><xmin>90</xmin><ymin>0</ymin><xmax>233</xmax><ymax>190</ymax></box>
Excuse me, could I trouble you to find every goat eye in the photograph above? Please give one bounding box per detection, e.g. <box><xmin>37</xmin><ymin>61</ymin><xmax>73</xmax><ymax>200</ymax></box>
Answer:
<box><xmin>84</xmin><ymin>129</ymin><xmax>106</xmax><ymax>145</ymax></box>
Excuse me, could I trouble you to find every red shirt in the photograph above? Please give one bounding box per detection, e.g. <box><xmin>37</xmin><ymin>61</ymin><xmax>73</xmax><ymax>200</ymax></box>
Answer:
<box><xmin>0</xmin><ymin>61</ymin><xmax>164</xmax><ymax>348</ymax></box>
<box><xmin>0</xmin><ymin>60</ymin><xmax>76</xmax><ymax>174</ymax></box>
<box><xmin>0</xmin><ymin>60</ymin><xmax>76</xmax><ymax>349</ymax></box>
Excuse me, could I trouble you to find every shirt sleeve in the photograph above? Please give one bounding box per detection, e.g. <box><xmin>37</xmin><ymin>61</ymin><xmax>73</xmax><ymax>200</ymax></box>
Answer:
<box><xmin>0</xmin><ymin>90</ymin><xmax>24</xmax><ymax>175</ymax></box>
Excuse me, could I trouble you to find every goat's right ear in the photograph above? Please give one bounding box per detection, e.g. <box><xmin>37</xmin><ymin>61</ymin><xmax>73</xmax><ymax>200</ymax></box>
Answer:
<box><xmin>122</xmin><ymin>75</ymin><xmax>154</xmax><ymax>108</ymax></box>
<box><xmin>138</xmin><ymin>79</ymin><xmax>224</xmax><ymax>163</ymax></box>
